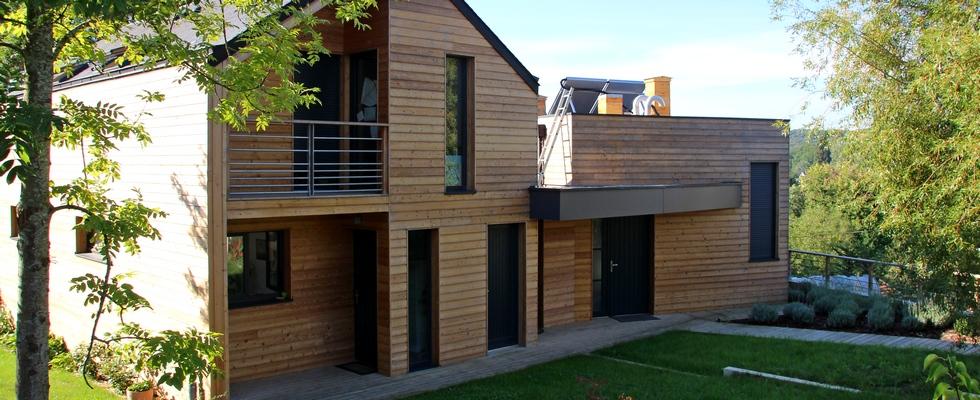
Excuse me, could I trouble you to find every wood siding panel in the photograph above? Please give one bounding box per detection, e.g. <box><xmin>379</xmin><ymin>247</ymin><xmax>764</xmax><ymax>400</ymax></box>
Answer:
<box><xmin>553</xmin><ymin>116</ymin><xmax>789</xmax><ymax>313</ymax></box>
<box><xmin>540</xmin><ymin>220</ymin><xmax>591</xmax><ymax>327</ymax></box>
<box><xmin>227</xmin><ymin>214</ymin><xmax>388</xmax><ymax>381</ymax></box>
<box><xmin>0</xmin><ymin>68</ymin><xmax>211</xmax><ymax>372</ymax></box>
<box><xmin>386</xmin><ymin>0</ymin><xmax>538</xmax><ymax>374</ymax></box>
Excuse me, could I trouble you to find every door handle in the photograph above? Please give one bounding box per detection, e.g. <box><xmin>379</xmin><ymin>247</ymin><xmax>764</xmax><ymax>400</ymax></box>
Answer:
<box><xmin>610</xmin><ymin>260</ymin><xmax>618</xmax><ymax>272</ymax></box>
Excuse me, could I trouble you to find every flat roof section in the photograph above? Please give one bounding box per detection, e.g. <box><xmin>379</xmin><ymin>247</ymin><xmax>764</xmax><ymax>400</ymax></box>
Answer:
<box><xmin>529</xmin><ymin>182</ymin><xmax>742</xmax><ymax>221</ymax></box>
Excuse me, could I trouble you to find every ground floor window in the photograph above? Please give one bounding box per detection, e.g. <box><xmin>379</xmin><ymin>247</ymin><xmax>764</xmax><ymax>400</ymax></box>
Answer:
<box><xmin>228</xmin><ymin>231</ymin><xmax>288</xmax><ymax>308</ymax></box>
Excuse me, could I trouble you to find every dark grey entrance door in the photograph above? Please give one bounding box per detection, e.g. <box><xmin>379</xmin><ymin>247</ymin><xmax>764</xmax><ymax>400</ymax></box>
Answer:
<box><xmin>602</xmin><ymin>216</ymin><xmax>651</xmax><ymax>316</ymax></box>
<box><xmin>487</xmin><ymin>224</ymin><xmax>520</xmax><ymax>350</ymax></box>
<box><xmin>408</xmin><ymin>230</ymin><xmax>434</xmax><ymax>371</ymax></box>
<box><xmin>352</xmin><ymin>230</ymin><xmax>377</xmax><ymax>371</ymax></box>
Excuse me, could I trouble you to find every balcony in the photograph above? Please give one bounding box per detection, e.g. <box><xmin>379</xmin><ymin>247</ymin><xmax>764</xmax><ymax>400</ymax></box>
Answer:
<box><xmin>228</xmin><ymin>120</ymin><xmax>388</xmax><ymax>199</ymax></box>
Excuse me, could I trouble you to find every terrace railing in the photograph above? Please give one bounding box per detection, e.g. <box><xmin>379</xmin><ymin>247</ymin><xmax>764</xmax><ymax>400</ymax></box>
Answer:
<box><xmin>789</xmin><ymin>249</ymin><xmax>910</xmax><ymax>296</ymax></box>
<box><xmin>228</xmin><ymin>119</ymin><xmax>388</xmax><ymax>199</ymax></box>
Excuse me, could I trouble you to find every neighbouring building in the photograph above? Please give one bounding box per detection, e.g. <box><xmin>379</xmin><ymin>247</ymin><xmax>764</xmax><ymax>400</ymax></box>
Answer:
<box><xmin>0</xmin><ymin>0</ymin><xmax>788</xmax><ymax>398</ymax></box>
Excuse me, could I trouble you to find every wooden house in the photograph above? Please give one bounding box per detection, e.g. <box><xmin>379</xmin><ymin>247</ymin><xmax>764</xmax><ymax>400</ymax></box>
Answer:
<box><xmin>0</xmin><ymin>1</ymin><xmax>788</xmax><ymax>398</ymax></box>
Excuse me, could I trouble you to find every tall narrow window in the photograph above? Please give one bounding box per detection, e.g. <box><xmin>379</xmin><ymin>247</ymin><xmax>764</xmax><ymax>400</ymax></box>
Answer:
<box><xmin>445</xmin><ymin>56</ymin><xmax>472</xmax><ymax>192</ymax></box>
<box><xmin>227</xmin><ymin>231</ymin><xmax>288</xmax><ymax>308</ymax></box>
<box><xmin>750</xmin><ymin>163</ymin><xmax>778</xmax><ymax>261</ymax></box>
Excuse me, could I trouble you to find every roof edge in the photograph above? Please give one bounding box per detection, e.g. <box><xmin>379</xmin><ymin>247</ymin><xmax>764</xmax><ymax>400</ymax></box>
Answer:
<box><xmin>449</xmin><ymin>0</ymin><xmax>539</xmax><ymax>93</ymax></box>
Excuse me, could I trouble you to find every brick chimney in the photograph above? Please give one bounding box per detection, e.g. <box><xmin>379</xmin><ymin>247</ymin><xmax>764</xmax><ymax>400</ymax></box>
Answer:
<box><xmin>537</xmin><ymin>95</ymin><xmax>548</xmax><ymax>116</ymax></box>
<box><xmin>643</xmin><ymin>76</ymin><xmax>671</xmax><ymax>116</ymax></box>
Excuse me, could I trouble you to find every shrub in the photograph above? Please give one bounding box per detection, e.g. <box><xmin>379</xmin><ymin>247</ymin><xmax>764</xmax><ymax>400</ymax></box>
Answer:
<box><xmin>953</xmin><ymin>316</ymin><xmax>980</xmax><ymax>340</ymax></box>
<box><xmin>901</xmin><ymin>314</ymin><xmax>924</xmax><ymax>331</ymax></box>
<box><xmin>827</xmin><ymin>307</ymin><xmax>857</xmax><ymax>328</ymax></box>
<box><xmin>805</xmin><ymin>287</ymin><xmax>826</xmax><ymax>304</ymax></box>
<box><xmin>73</xmin><ymin>343</ymin><xmax>136</xmax><ymax>394</ymax></box>
<box><xmin>788</xmin><ymin>289</ymin><xmax>806</xmax><ymax>303</ymax></box>
<box><xmin>837</xmin><ymin>298</ymin><xmax>860</xmax><ymax>314</ymax></box>
<box><xmin>128</xmin><ymin>380</ymin><xmax>152</xmax><ymax>392</ymax></box>
<box><xmin>783</xmin><ymin>302</ymin><xmax>815</xmax><ymax>324</ymax></box>
<box><xmin>0</xmin><ymin>308</ymin><xmax>13</xmax><ymax>335</ymax></box>
<box><xmin>867</xmin><ymin>302</ymin><xmax>895</xmax><ymax>331</ymax></box>
<box><xmin>750</xmin><ymin>304</ymin><xmax>779</xmax><ymax>324</ymax></box>
<box><xmin>813</xmin><ymin>295</ymin><xmax>839</xmax><ymax>315</ymax></box>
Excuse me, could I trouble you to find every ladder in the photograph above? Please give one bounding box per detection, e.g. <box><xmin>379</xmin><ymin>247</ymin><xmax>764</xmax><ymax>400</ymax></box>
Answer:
<box><xmin>538</xmin><ymin>88</ymin><xmax>574</xmax><ymax>185</ymax></box>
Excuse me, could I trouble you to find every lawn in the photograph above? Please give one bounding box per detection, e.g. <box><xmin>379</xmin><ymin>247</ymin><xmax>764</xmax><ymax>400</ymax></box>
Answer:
<box><xmin>0</xmin><ymin>350</ymin><xmax>119</xmax><ymax>400</ymax></box>
<box><xmin>408</xmin><ymin>331</ymin><xmax>975</xmax><ymax>399</ymax></box>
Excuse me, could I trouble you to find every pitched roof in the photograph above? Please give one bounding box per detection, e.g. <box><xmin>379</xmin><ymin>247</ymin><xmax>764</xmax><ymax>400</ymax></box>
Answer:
<box><xmin>449</xmin><ymin>0</ymin><xmax>538</xmax><ymax>92</ymax></box>
<box><xmin>55</xmin><ymin>0</ymin><xmax>539</xmax><ymax>93</ymax></box>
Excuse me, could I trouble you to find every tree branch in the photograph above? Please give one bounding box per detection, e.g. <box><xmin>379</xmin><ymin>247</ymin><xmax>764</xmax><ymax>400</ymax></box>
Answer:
<box><xmin>0</xmin><ymin>16</ymin><xmax>25</xmax><ymax>26</ymax></box>
<box><xmin>50</xmin><ymin>204</ymin><xmax>93</xmax><ymax>216</ymax></box>
<box><xmin>0</xmin><ymin>41</ymin><xmax>24</xmax><ymax>56</ymax></box>
<box><xmin>54</xmin><ymin>19</ymin><xmax>94</xmax><ymax>57</ymax></box>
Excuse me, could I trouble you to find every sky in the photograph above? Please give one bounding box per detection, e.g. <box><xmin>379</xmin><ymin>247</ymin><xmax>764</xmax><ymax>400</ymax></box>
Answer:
<box><xmin>467</xmin><ymin>0</ymin><xmax>832</xmax><ymax>127</ymax></box>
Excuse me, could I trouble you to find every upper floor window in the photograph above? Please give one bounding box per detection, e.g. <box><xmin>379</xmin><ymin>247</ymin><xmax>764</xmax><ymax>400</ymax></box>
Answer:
<box><xmin>228</xmin><ymin>231</ymin><xmax>288</xmax><ymax>308</ymax></box>
<box><xmin>749</xmin><ymin>163</ymin><xmax>778</xmax><ymax>261</ymax></box>
<box><xmin>445</xmin><ymin>56</ymin><xmax>474</xmax><ymax>192</ymax></box>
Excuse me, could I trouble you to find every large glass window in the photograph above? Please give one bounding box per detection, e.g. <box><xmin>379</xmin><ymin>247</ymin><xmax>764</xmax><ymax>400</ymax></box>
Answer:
<box><xmin>228</xmin><ymin>231</ymin><xmax>287</xmax><ymax>308</ymax></box>
<box><xmin>445</xmin><ymin>56</ymin><xmax>472</xmax><ymax>191</ymax></box>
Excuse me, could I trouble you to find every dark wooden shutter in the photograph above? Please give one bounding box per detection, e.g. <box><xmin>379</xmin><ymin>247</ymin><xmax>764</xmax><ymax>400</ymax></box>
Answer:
<box><xmin>750</xmin><ymin>163</ymin><xmax>777</xmax><ymax>261</ymax></box>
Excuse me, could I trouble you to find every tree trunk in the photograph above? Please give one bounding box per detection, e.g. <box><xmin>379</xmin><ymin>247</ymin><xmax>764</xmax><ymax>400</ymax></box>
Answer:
<box><xmin>17</xmin><ymin>3</ymin><xmax>54</xmax><ymax>400</ymax></box>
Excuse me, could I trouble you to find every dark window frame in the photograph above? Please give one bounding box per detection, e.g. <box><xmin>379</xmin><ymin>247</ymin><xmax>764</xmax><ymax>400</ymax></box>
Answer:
<box><xmin>445</xmin><ymin>55</ymin><xmax>475</xmax><ymax>194</ymax></box>
<box><xmin>227</xmin><ymin>230</ymin><xmax>291</xmax><ymax>309</ymax></box>
<box><xmin>749</xmin><ymin>162</ymin><xmax>779</xmax><ymax>262</ymax></box>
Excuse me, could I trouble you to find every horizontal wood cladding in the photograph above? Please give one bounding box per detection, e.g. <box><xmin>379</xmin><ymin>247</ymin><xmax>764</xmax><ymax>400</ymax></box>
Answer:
<box><xmin>383</xmin><ymin>0</ymin><xmax>539</xmax><ymax>375</ymax></box>
<box><xmin>566</xmin><ymin>115</ymin><xmax>787</xmax><ymax>186</ymax></box>
<box><xmin>540</xmin><ymin>220</ymin><xmax>591</xmax><ymax>328</ymax></box>
<box><xmin>552</xmin><ymin>115</ymin><xmax>789</xmax><ymax>313</ymax></box>
<box><xmin>0</xmin><ymin>67</ymin><xmax>211</xmax><ymax>362</ymax></box>
<box><xmin>227</xmin><ymin>214</ymin><xmax>388</xmax><ymax>381</ymax></box>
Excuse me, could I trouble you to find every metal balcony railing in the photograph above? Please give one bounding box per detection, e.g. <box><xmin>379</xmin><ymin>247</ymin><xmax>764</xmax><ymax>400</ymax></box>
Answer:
<box><xmin>228</xmin><ymin>119</ymin><xmax>388</xmax><ymax>198</ymax></box>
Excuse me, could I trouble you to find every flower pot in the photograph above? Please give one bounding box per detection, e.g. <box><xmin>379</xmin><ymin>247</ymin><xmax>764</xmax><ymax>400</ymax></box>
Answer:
<box><xmin>127</xmin><ymin>388</ymin><xmax>153</xmax><ymax>400</ymax></box>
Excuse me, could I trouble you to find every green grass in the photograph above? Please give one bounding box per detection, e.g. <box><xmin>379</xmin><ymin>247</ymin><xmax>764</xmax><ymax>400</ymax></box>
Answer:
<box><xmin>0</xmin><ymin>350</ymin><xmax>119</xmax><ymax>400</ymax></box>
<box><xmin>409</xmin><ymin>331</ymin><xmax>973</xmax><ymax>400</ymax></box>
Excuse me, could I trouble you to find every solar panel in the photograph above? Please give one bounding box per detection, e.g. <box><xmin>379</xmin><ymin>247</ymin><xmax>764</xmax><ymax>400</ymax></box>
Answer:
<box><xmin>547</xmin><ymin>77</ymin><xmax>645</xmax><ymax>115</ymax></box>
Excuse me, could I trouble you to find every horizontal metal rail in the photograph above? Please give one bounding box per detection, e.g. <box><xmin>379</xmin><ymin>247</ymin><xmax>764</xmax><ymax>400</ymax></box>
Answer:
<box><xmin>789</xmin><ymin>249</ymin><xmax>910</xmax><ymax>296</ymax></box>
<box><xmin>227</xmin><ymin>119</ymin><xmax>387</xmax><ymax>199</ymax></box>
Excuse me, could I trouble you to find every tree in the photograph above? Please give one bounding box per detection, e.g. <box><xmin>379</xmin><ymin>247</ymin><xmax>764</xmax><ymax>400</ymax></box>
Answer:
<box><xmin>0</xmin><ymin>1</ymin><xmax>376</xmax><ymax>398</ymax></box>
<box><xmin>775</xmin><ymin>0</ymin><xmax>979</xmax><ymax>310</ymax></box>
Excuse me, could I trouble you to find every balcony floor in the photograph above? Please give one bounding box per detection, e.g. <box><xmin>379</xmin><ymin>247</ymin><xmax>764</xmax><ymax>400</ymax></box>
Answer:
<box><xmin>229</xmin><ymin>309</ymin><xmax>747</xmax><ymax>400</ymax></box>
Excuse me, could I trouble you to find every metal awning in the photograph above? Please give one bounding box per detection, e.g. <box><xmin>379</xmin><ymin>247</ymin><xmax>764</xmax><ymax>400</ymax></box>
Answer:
<box><xmin>529</xmin><ymin>182</ymin><xmax>742</xmax><ymax>221</ymax></box>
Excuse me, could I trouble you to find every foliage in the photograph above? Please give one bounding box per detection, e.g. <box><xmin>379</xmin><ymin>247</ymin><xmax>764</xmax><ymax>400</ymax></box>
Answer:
<box><xmin>924</xmin><ymin>354</ymin><xmax>980</xmax><ymax>400</ymax></box>
<box><xmin>954</xmin><ymin>317</ymin><xmax>980</xmax><ymax>341</ymax></box>
<box><xmin>750</xmin><ymin>304</ymin><xmax>780</xmax><ymax>324</ymax></box>
<box><xmin>118</xmin><ymin>323</ymin><xmax>223</xmax><ymax>392</ymax></box>
<box><xmin>827</xmin><ymin>308</ymin><xmax>857</xmax><ymax>328</ymax></box>
<box><xmin>867</xmin><ymin>302</ymin><xmax>895</xmax><ymax>331</ymax></box>
<box><xmin>788</xmin><ymin>288</ymin><xmax>806</xmax><ymax>303</ymax></box>
<box><xmin>71</xmin><ymin>343</ymin><xmax>134</xmax><ymax>394</ymax></box>
<box><xmin>127</xmin><ymin>380</ymin><xmax>152</xmax><ymax>392</ymax></box>
<box><xmin>0</xmin><ymin>350</ymin><xmax>119</xmax><ymax>400</ymax></box>
<box><xmin>813</xmin><ymin>294</ymin><xmax>839</xmax><ymax>316</ymax></box>
<box><xmin>775</xmin><ymin>0</ymin><xmax>980</xmax><ymax>317</ymax></box>
<box><xmin>783</xmin><ymin>302</ymin><xmax>816</xmax><ymax>324</ymax></box>
<box><xmin>902</xmin><ymin>314</ymin><xmax>925</xmax><ymax>332</ymax></box>
<box><xmin>0</xmin><ymin>308</ymin><xmax>12</xmax><ymax>335</ymax></box>
<box><xmin>0</xmin><ymin>0</ymin><xmax>379</xmax><ymax>397</ymax></box>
